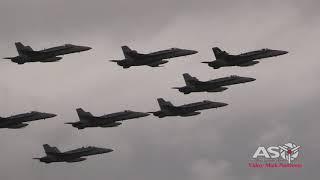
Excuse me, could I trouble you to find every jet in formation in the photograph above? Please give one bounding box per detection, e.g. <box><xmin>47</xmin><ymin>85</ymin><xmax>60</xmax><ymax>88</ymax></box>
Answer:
<box><xmin>65</xmin><ymin>108</ymin><xmax>150</xmax><ymax>129</ymax></box>
<box><xmin>0</xmin><ymin>111</ymin><xmax>56</xmax><ymax>129</ymax></box>
<box><xmin>110</xmin><ymin>46</ymin><xmax>198</xmax><ymax>68</ymax></box>
<box><xmin>4</xmin><ymin>42</ymin><xmax>91</xmax><ymax>64</ymax></box>
<box><xmin>202</xmin><ymin>47</ymin><xmax>288</xmax><ymax>69</ymax></box>
<box><xmin>33</xmin><ymin>144</ymin><xmax>113</xmax><ymax>163</ymax></box>
<box><xmin>173</xmin><ymin>73</ymin><xmax>256</xmax><ymax>94</ymax></box>
<box><xmin>149</xmin><ymin>98</ymin><xmax>228</xmax><ymax>118</ymax></box>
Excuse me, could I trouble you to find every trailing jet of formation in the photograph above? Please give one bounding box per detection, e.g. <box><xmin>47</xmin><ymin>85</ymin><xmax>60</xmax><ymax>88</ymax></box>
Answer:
<box><xmin>202</xmin><ymin>47</ymin><xmax>288</xmax><ymax>69</ymax></box>
<box><xmin>173</xmin><ymin>73</ymin><xmax>256</xmax><ymax>94</ymax></box>
<box><xmin>3</xmin><ymin>42</ymin><xmax>91</xmax><ymax>64</ymax></box>
<box><xmin>33</xmin><ymin>144</ymin><xmax>113</xmax><ymax>163</ymax></box>
<box><xmin>109</xmin><ymin>46</ymin><xmax>198</xmax><ymax>68</ymax></box>
<box><xmin>149</xmin><ymin>98</ymin><xmax>228</xmax><ymax>118</ymax></box>
<box><xmin>0</xmin><ymin>111</ymin><xmax>56</xmax><ymax>129</ymax></box>
<box><xmin>65</xmin><ymin>108</ymin><xmax>150</xmax><ymax>129</ymax></box>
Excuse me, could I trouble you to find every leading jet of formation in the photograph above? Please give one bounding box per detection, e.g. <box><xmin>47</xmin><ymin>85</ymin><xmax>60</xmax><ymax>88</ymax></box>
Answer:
<box><xmin>149</xmin><ymin>98</ymin><xmax>228</xmax><ymax>118</ymax></box>
<box><xmin>4</xmin><ymin>42</ymin><xmax>91</xmax><ymax>64</ymax></box>
<box><xmin>0</xmin><ymin>111</ymin><xmax>56</xmax><ymax>129</ymax></box>
<box><xmin>173</xmin><ymin>73</ymin><xmax>256</xmax><ymax>94</ymax></box>
<box><xmin>110</xmin><ymin>46</ymin><xmax>198</xmax><ymax>68</ymax></box>
<box><xmin>65</xmin><ymin>108</ymin><xmax>150</xmax><ymax>129</ymax></box>
<box><xmin>33</xmin><ymin>144</ymin><xmax>113</xmax><ymax>163</ymax></box>
<box><xmin>202</xmin><ymin>47</ymin><xmax>288</xmax><ymax>69</ymax></box>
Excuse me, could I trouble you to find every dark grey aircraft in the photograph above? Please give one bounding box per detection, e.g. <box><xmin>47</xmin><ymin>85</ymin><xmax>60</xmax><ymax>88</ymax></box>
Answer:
<box><xmin>110</xmin><ymin>46</ymin><xmax>198</xmax><ymax>68</ymax></box>
<box><xmin>4</xmin><ymin>42</ymin><xmax>91</xmax><ymax>64</ymax></box>
<box><xmin>33</xmin><ymin>144</ymin><xmax>113</xmax><ymax>163</ymax></box>
<box><xmin>172</xmin><ymin>73</ymin><xmax>256</xmax><ymax>94</ymax></box>
<box><xmin>149</xmin><ymin>98</ymin><xmax>228</xmax><ymax>118</ymax></box>
<box><xmin>65</xmin><ymin>108</ymin><xmax>150</xmax><ymax>129</ymax></box>
<box><xmin>202</xmin><ymin>47</ymin><xmax>288</xmax><ymax>69</ymax></box>
<box><xmin>0</xmin><ymin>111</ymin><xmax>56</xmax><ymax>129</ymax></box>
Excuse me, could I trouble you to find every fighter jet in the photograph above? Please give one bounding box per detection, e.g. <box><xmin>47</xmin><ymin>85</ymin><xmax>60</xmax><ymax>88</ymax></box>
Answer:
<box><xmin>65</xmin><ymin>108</ymin><xmax>150</xmax><ymax>129</ymax></box>
<box><xmin>109</xmin><ymin>46</ymin><xmax>198</xmax><ymax>68</ymax></box>
<box><xmin>149</xmin><ymin>98</ymin><xmax>228</xmax><ymax>118</ymax></box>
<box><xmin>33</xmin><ymin>144</ymin><xmax>113</xmax><ymax>163</ymax></box>
<box><xmin>0</xmin><ymin>111</ymin><xmax>56</xmax><ymax>129</ymax></box>
<box><xmin>4</xmin><ymin>42</ymin><xmax>91</xmax><ymax>64</ymax></box>
<box><xmin>173</xmin><ymin>73</ymin><xmax>256</xmax><ymax>94</ymax></box>
<box><xmin>202</xmin><ymin>47</ymin><xmax>288</xmax><ymax>69</ymax></box>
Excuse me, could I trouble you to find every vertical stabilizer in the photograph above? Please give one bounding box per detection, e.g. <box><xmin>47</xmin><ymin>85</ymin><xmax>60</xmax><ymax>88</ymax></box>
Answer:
<box><xmin>76</xmin><ymin>108</ymin><xmax>93</xmax><ymax>122</ymax></box>
<box><xmin>212</xmin><ymin>47</ymin><xmax>229</xmax><ymax>59</ymax></box>
<box><xmin>43</xmin><ymin>144</ymin><xmax>60</xmax><ymax>155</ymax></box>
<box><xmin>15</xmin><ymin>42</ymin><xmax>33</xmax><ymax>55</ymax></box>
<box><xmin>157</xmin><ymin>98</ymin><xmax>174</xmax><ymax>110</ymax></box>
<box><xmin>183</xmin><ymin>73</ymin><xmax>199</xmax><ymax>86</ymax></box>
<box><xmin>121</xmin><ymin>46</ymin><xmax>139</xmax><ymax>58</ymax></box>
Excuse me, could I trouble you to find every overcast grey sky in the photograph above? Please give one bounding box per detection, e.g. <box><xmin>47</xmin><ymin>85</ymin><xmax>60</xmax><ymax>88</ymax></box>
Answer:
<box><xmin>0</xmin><ymin>0</ymin><xmax>319</xmax><ymax>180</ymax></box>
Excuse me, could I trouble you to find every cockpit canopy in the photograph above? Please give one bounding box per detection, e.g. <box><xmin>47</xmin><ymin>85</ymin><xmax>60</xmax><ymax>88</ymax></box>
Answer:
<box><xmin>64</xmin><ymin>44</ymin><xmax>74</xmax><ymax>47</ymax></box>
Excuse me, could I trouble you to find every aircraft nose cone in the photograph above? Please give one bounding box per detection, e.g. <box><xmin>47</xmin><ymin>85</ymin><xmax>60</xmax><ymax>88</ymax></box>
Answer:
<box><xmin>102</xmin><ymin>148</ymin><xmax>113</xmax><ymax>153</ymax></box>
<box><xmin>189</xmin><ymin>50</ymin><xmax>198</xmax><ymax>54</ymax></box>
<box><xmin>247</xmin><ymin>77</ymin><xmax>256</xmax><ymax>82</ymax></box>
<box><xmin>218</xmin><ymin>102</ymin><xmax>228</xmax><ymax>107</ymax></box>
<box><xmin>277</xmin><ymin>50</ymin><xmax>288</xmax><ymax>55</ymax></box>
<box><xmin>82</xmin><ymin>46</ymin><xmax>92</xmax><ymax>51</ymax></box>
<box><xmin>47</xmin><ymin>113</ymin><xmax>57</xmax><ymax>118</ymax></box>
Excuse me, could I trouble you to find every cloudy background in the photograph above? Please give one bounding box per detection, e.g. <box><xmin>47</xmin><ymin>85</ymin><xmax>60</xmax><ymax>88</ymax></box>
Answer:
<box><xmin>0</xmin><ymin>0</ymin><xmax>319</xmax><ymax>179</ymax></box>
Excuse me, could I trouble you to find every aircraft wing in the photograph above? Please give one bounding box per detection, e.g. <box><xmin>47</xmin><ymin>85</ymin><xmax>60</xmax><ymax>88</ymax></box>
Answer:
<box><xmin>166</xmin><ymin>106</ymin><xmax>191</xmax><ymax>114</ymax></box>
<box><xmin>126</xmin><ymin>51</ymin><xmax>145</xmax><ymax>58</ymax></box>
<box><xmin>21</xmin><ymin>50</ymin><xmax>49</xmax><ymax>57</ymax></box>
<box><xmin>6</xmin><ymin>123</ymin><xmax>29</xmax><ymax>129</ymax></box>
<box><xmin>87</xmin><ymin>116</ymin><xmax>118</xmax><ymax>124</ymax></box>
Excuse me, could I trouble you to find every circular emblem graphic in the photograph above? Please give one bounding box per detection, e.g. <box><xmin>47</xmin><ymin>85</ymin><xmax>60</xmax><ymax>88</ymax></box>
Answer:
<box><xmin>279</xmin><ymin>143</ymin><xmax>300</xmax><ymax>164</ymax></box>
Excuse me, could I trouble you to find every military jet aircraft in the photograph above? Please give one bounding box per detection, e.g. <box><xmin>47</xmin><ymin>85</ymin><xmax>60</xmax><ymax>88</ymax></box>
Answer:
<box><xmin>0</xmin><ymin>111</ymin><xmax>56</xmax><ymax>129</ymax></box>
<box><xmin>65</xmin><ymin>108</ymin><xmax>150</xmax><ymax>129</ymax></box>
<box><xmin>149</xmin><ymin>98</ymin><xmax>228</xmax><ymax>118</ymax></box>
<box><xmin>173</xmin><ymin>73</ymin><xmax>256</xmax><ymax>94</ymax></box>
<box><xmin>33</xmin><ymin>144</ymin><xmax>113</xmax><ymax>163</ymax></box>
<box><xmin>202</xmin><ymin>47</ymin><xmax>288</xmax><ymax>69</ymax></box>
<box><xmin>110</xmin><ymin>46</ymin><xmax>198</xmax><ymax>68</ymax></box>
<box><xmin>4</xmin><ymin>42</ymin><xmax>91</xmax><ymax>64</ymax></box>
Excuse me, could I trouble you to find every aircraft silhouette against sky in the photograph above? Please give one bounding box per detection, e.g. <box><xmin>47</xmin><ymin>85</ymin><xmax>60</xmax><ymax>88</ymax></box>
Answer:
<box><xmin>65</xmin><ymin>108</ymin><xmax>150</xmax><ymax>129</ymax></box>
<box><xmin>149</xmin><ymin>98</ymin><xmax>228</xmax><ymax>118</ymax></box>
<box><xmin>33</xmin><ymin>144</ymin><xmax>113</xmax><ymax>163</ymax></box>
<box><xmin>4</xmin><ymin>42</ymin><xmax>91</xmax><ymax>64</ymax></box>
<box><xmin>0</xmin><ymin>111</ymin><xmax>56</xmax><ymax>129</ymax></box>
<box><xmin>202</xmin><ymin>47</ymin><xmax>288</xmax><ymax>69</ymax></box>
<box><xmin>110</xmin><ymin>46</ymin><xmax>198</xmax><ymax>68</ymax></box>
<box><xmin>173</xmin><ymin>73</ymin><xmax>256</xmax><ymax>94</ymax></box>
